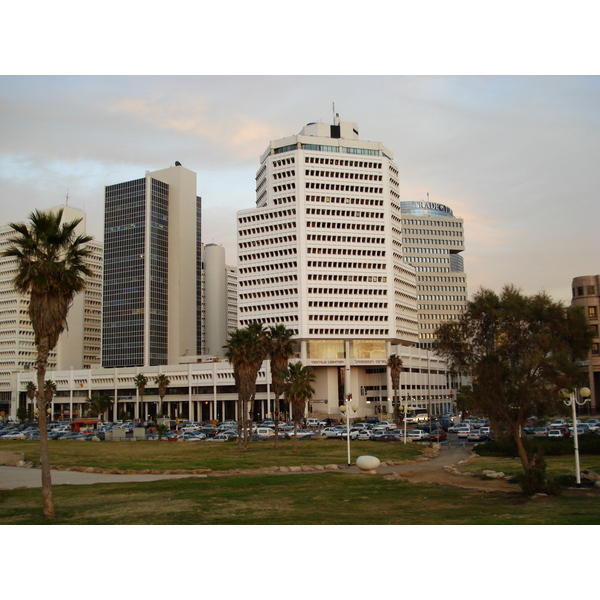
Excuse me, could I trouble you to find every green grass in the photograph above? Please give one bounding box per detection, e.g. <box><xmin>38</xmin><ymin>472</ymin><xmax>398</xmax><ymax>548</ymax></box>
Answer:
<box><xmin>2</xmin><ymin>439</ymin><xmax>599</xmax><ymax>525</ymax></box>
<box><xmin>2</xmin><ymin>471</ymin><xmax>599</xmax><ymax>525</ymax></box>
<box><xmin>0</xmin><ymin>438</ymin><xmax>422</xmax><ymax>471</ymax></box>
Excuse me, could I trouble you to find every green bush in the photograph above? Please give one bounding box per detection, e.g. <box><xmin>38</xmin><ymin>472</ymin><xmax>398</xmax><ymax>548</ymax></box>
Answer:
<box><xmin>475</xmin><ymin>434</ymin><xmax>600</xmax><ymax>458</ymax></box>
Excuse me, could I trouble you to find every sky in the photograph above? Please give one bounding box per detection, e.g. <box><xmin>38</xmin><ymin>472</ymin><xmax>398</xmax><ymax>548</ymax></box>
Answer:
<box><xmin>1</xmin><ymin>74</ymin><xmax>598</xmax><ymax>304</ymax></box>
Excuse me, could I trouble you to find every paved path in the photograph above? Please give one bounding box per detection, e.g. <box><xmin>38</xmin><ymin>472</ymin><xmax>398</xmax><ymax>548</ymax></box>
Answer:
<box><xmin>0</xmin><ymin>442</ymin><xmax>473</xmax><ymax>490</ymax></box>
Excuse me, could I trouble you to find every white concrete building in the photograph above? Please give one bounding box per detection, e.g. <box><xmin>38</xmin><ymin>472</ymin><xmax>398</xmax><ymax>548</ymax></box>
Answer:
<box><xmin>237</xmin><ymin>119</ymin><xmax>453</xmax><ymax>419</ymax></box>
<box><xmin>0</xmin><ymin>205</ymin><xmax>103</xmax><ymax>417</ymax></box>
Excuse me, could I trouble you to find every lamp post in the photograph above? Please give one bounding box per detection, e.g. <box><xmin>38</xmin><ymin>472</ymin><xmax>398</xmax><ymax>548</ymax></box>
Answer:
<box><xmin>401</xmin><ymin>397</ymin><xmax>414</xmax><ymax>444</ymax></box>
<box><xmin>560</xmin><ymin>387</ymin><xmax>591</xmax><ymax>485</ymax></box>
<box><xmin>340</xmin><ymin>395</ymin><xmax>358</xmax><ymax>466</ymax></box>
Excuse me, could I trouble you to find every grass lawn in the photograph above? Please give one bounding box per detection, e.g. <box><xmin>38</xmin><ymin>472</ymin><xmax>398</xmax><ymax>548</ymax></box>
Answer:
<box><xmin>0</xmin><ymin>437</ymin><xmax>422</xmax><ymax>471</ymax></box>
<box><xmin>2</xmin><ymin>439</ymin><xmax>599</xmax><ymax>525</ymax></box>
<box><xmin>2</xmin><ymin>470</ymin><xmax>599</xmax><ymax>525</ymax></box>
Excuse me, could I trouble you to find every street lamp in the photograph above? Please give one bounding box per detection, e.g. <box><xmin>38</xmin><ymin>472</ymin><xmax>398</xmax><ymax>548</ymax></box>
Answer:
<box><xmin>340</xmin><ymin>396</ymin><xmax>358</xmax><ymax>466</ymax></box>
<box><xmin>559</xmin><ymin>387</ymin><xmax>592</xmax><ymax>486</ymax></box>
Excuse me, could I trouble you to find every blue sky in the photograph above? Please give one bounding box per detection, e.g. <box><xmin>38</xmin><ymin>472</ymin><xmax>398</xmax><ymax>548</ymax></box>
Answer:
<box><xmin>2</xmin><ymin>75</ymin><xmax>598</xmax><ymax>303</ymax></box>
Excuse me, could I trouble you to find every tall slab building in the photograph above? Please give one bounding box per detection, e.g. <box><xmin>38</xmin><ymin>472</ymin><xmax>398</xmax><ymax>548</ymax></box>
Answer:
<box><xmin>400</xmin><ymin>199</ymin><xmax>468</xmax><ymax>349</ymax></box>
<box><xmin>102</xmin><ymin>164</ymin><xmax>201</xmax><ymax>367</ymax></box>
<box><xmin>237</xmin><ymin>120</ymin><xmax>420</xmax><ymax>408</ymax></box>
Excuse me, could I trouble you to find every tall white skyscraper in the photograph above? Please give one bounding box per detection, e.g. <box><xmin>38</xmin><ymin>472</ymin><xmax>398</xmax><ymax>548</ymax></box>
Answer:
<box><xmin>102</xmin><ymin>164</ymin><xmax>202</xmax><ymax>367</ymax></box>
<box><xmin>0</xmin><ymin>205</ymin><xmax>102</xmax><ymax>416</ymax></box>
<box><xmin>237</xmin><ymin>120</ymin><xmax>421</xmax><ymax>411</ymax></box>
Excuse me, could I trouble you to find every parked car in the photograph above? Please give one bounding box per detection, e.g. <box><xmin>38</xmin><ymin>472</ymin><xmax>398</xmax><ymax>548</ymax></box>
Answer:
<box><xmin>456</xmin><ymin>426</ymin><xmax>471</xmax><ymax>438</ymax></box>
<box><xmin>357</xmin><ymin>430</ymin><xmax>373</xmax><ymax>441</ymax></box>
<box><xmin>448</xmin><ymin>423</ymin><xmax>468</xmax><ymax>433</ymax></box>
<box><xmin>322</xmin><ymin>427</ymin><xmax>342</xmax><ymax>438</ymax></box>
<box><xmin>547</xmin><ymin>429</ymin><xmax>563</xmax><ymax>438</ymax></box>
<box><xmin>407</xmin><ymin>429</ymin><xmax>428</xmax><ymax>440</ymax></box>
<box><xmin>374</xmin><ymin>434</ymin><xmax>402</xmax><ymax>442</ymax></box>
<box><xmin>340</xmin><ymin>430</ymin><xmax>359</xmax><ymax>440</ymax></box>
<box><xmin>429</xmin><ymin>429</ymin><xmax>447</xmax><ymax>442</ymax></box>
<box><xmin>584</xmin><ymin>419</ymin><xmax>599</xmax><ymax>432</ymax></box>
<box><xmin>533</xmin><ymin>427</ymin><xmax>548</xmax><ymax>438</ymax></box>
<box><xmin>467</xmin><ymin>430</ymin><xmax>484</xmax><ymax>442</ymax></box>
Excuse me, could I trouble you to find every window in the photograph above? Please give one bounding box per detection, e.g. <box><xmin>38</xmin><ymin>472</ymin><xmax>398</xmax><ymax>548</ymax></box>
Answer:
<box><xmin>589</xmin><ymin>306</ymin><xmax>598</xmax><ymax>319</ymax></box>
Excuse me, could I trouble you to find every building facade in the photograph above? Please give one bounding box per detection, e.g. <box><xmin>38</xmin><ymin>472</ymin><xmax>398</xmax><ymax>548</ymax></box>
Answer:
<box><xmin>102</xmin><ymin>165</ymin><xmax>202</xmax><ymax>368</ymax></box>
<box><xmin>571</xmin><ymin>274</ymin><xmax>600</xmax><ymax>413</ymax></box>
<box><xmin>201</xmin><ymin>243</ymin><xmax>238</xmax><ymax>357</ymax></box>
<box><xmin>400</xmin><ymin>199</ymin><xmax>467</xmax><ymax>350</ymax></box>
<box><xmin>237</xmin><ymin>119</ymin><xmax>452</xmax><ymax>418</ymax></box>
<box><xmin>0</xmin><ymin>206</ymin><xmax>103</xmax><ymax>417</ymax></box>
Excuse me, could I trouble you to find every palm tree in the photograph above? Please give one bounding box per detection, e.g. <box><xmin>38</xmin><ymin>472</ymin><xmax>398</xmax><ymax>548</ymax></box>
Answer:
<box><xmin>283</xmin><ymin>361</ymin><xmax>316</xmax><ymax>452</ymax></box>
<box><xmin>85</xmin><ymin>394</ymin><xmax>113</xmax><ymax>421</ymax></box>
<box><xmin>154</xmin><ymin>374</ymin><xmax>170</xmax><ymax>417</ymax></box>
<box><xmin>134</xmin><ymin>373</ymin><xmax>148</xmax><ymax>422</ymax></box>
<box><xmin>224</xmin><ymin>322</ymin><xmax>268</xmax><ymax>450</ymax></box>
<box><xmin>267</xmin><ymin>325</ymin><xmax>296</xmax><ymax>449</ymax></box>
<box><xmin>388</xmin><ymin>354</ymin><xmax>404</xmax><ymax>426</ymax></box>
<box><xmin>24</xmin><ymin>381</ymin><xmax>36</xmax><ymax>419</ymax></box>
<box><xmin>44</xmin><ymin>380</ymin><xmax>57</xmax><ymax>419</ymax></box>
<box><xmin>2</xmin><ymin>208</ymin><xmax>93</xmax><ymax>518</ymax></box>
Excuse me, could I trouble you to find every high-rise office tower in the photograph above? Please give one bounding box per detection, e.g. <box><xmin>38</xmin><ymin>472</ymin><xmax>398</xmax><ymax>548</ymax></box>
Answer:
<box><xmin>102</xmin><ymin>164</ymin><xmax>201</xmax><ymax>367</ymax></box>
<box><xmin>238</xmin><ymin>120</ymin><xmax>419</xmax><ymax>404</ymax></box>
<box><xmin>400</xmin><ymin>199</ymin><xmax>467</xmax><ymax>349</ymax></box>
<box><xmin>0</xmin><ymin>205</ymin><xmax>102</xmax><ymax>415</ymax></box>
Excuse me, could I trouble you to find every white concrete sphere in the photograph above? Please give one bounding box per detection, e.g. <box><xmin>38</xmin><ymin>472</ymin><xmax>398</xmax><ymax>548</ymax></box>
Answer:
<box><xmin>356</xmin><ymin>455</ymin><xmax>380</xmax><ymax>473</ymax></box>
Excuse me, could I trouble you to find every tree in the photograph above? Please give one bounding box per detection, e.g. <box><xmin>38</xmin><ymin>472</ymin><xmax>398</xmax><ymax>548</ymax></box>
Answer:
<box><xmin>267</xmin><ymin>324</ymin><xmax>296</xmax><ymax>449</ymax></box>
<box><xmin>154</xmin><ymin>374</ymin><xmax>170</xmax><ymax>417</ymax></box>
<box><xmin>2</xmin><ymin>208</ymin><xmax>93</xmax><ymax>518</ymax></box>
<box><xmin>434</xmin><ymin>285</ymin><xmax>593</xmax><ymax>489</ymax></box>
<box><xmin>24</xmin><ymin>381</ymin><xmax>36</xmax><ymax>418</ymax></box>
<box><xmin>224</xmin><ymin>322</ymin><xmax>269</xmax><ymax>450</ymax></box>
<box><xmin>155</xmin><ymin>422</ymin><xmax>170</xmax><ymax>441</ymax></box>
<box><xmin>283</xmin><ymin>361</ymin><xmax>316</xmax><ymax>452</ymax></box>
<box><xmin>387</xmin><ymin>354</ymin><xmax>403</xmax><ymax>426</ymax></box>
<box><xmin>85</xmin><ymin>394</ymin><xmax>113</xmax><ymax>420</ymax></box>
<box><xmin>134</xmin><ymin>373</ymin><xmax>148</xmax><ymax>421</ymax></box>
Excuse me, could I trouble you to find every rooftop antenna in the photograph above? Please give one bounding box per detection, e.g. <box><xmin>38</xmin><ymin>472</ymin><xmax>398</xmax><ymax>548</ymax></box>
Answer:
<box><xmin>332</xmin><ymin>102</ymin><xmax>335</xmax><ymax>124</ymax></box>
<box><xmin>65</xmin><ymin>190</ymin><xmax>70</xmax><ymax>207</ymax></box>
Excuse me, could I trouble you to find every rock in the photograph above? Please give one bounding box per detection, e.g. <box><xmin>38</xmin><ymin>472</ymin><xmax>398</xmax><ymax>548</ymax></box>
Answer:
<box><xmin>288</xmin><ymin>466</ymin><xmax>302</xmax><ymax>472</ymax></box>
<box><xmin>325</xmin><ymin>464</ymin><xmax>339</xmax><ymax>470</ymax></box>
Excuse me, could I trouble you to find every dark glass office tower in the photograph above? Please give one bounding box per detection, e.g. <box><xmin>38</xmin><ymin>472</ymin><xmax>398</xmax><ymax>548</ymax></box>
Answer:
<box><xmin>102</xmin><ymin>165</ymin><xmax>201</xmax><ymax>367</ymax></box>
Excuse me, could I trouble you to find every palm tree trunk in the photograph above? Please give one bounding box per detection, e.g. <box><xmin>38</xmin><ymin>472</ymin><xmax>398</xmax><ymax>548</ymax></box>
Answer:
<box><xmin>293</xmin><ymin>420</ymin><xmax>298</xmax><ymax>453</ymax></box>
<box><xmin>36</xmin><ymin>338</ymin><xmax>55</xmax><ymax>519</ymax></box>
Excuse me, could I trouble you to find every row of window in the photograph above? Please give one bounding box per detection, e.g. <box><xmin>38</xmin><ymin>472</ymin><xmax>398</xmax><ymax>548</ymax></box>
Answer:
<box><xmin>305</xmin><ymin>182</ymin><xmax>383</xmax><ymax>194</ymax></box>
<box><xmin>307</xmin><ymin>261</ymin><xmax>386</xmax><ymax>270</ymax></box>
<box><xmin>306</xmin><ymin>195</ymin><xmax>384</xmax><ymax>206</ymax></box>
<box><xmin>304</xmin><ymin>156</ymin><xmax>383</xmax><ymax>169</ymax></box>
<box><xmin>305</xmin><ymin>169</ymin><xmax>383</xmax><ymax>182</ymax></box>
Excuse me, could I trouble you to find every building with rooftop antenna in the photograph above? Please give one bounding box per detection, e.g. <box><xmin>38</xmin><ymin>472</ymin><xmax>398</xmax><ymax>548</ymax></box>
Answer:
<box><xmin>237</xmin><ymin>119</ymin><xmax>455</xmax><ymax>418</ymax></box>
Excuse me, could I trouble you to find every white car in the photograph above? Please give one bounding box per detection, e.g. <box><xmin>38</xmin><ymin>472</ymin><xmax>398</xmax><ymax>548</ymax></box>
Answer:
<box><xmin>357</xmin><ymin>430</ymin><xmax>372</xmax><ymax>441</ymax></box>
<box><xmin>322</xmin><ymin>427</ymin><xmax>343</xmax><ymax>438</ymax></box>
<box><xmin>407</xmin><ymin>429</ymin><xmax>428</xmax><ymax>440</ymax></box>
<box><xmin>448</xmin><ymin>423</ymin><xmax>468</xmax><ymax>433</ymax></box>
<box><xmin>547</xmin><ymin>429</ymin><xmax>563</xmax><ymax>438</ymax></box>
<box><xmin>456</xmin><ymin>426</ymin><xmax>471</xmax><ymax>438</ymax></box>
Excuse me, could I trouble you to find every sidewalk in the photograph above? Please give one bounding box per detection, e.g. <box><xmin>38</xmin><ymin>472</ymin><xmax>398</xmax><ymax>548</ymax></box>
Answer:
<box><xmin>0</xmin><ymin>443</ymin><xmax>473</xmax><ymax>491</ymax></box>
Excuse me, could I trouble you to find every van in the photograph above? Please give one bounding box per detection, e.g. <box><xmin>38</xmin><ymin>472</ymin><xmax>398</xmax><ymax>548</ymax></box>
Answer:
<box><xmin>306</xmin><ymin>418</ymin><xmax>320</xmax><ymax>428</ymax></box>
